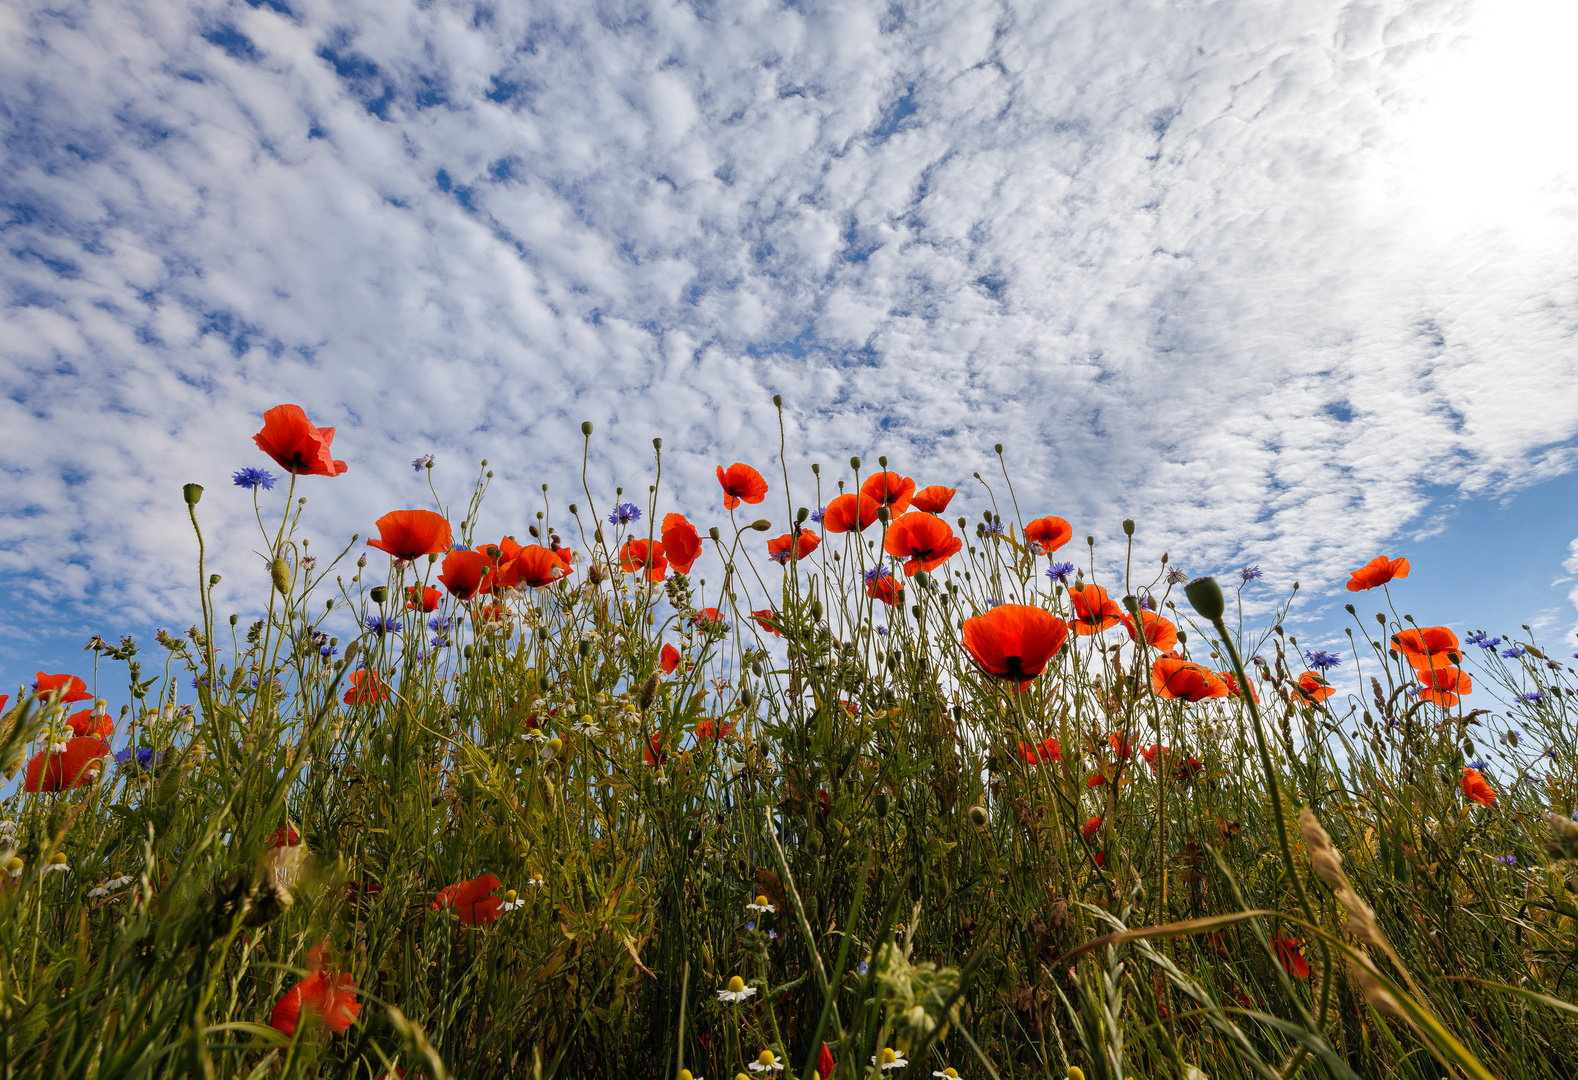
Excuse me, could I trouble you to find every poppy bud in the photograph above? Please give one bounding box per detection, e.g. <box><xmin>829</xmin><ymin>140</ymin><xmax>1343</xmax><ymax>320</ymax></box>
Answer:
<box><xmin>325</xmin><ymin>598</ymin><xmax>334</xmax><ymax>611</ymax></box>
<box><xmin>229</xmin><ymin>614</ymin><xmax>238</xmax><ymax>625</ymax></box>
<box><xmin>709</xmin><ymin>527</ymin><xmax>721</xmax><ymax>541</ymax></box>
<box><xmin>183</xmin><ymin>483</ymin><xmax>203</xmax><ymax>505</ymax></box>
<box><xmin>638</xmin><ymin>672</ymin><xmax>659</xmax><ymax>711</ymax></box>
<box><xmin>915</xmin><ymin>571</ymin><xmax>932</xmax><ymax>588</ymax></box>
<box><xmin>811</xmin><ymin>463</ymin><xmax>820</xmax><ymax>475</ymax></box>
<box><xmin>1185</xmin><ymin>577</ymin><xmax>1226</xmax><ymax>622</ymax></box>
<box><xmin>910</xmin><ymin>604</ymin><xmax>922</xmax><ymax>619</ymax></box>
<box><xmin>428</xmin><ymin>552</ymin><xmax>439</xmax><ymax>563</ymax></box>
<box><xmin>482</xmin><ymin>644</ymin><xmax>495</xmax><ymax>659</ymax></box>
<box><xmin>994</xmin><ymin>443</ymin><xmax>1004</xmax><ymax>455</ymax></box>
<box><xmin>1122</xmin><ymin>519</ymin><xmax>1135</xmax><ymax>536</ymax></box>
<box><xmin>569</xmin><ymin>504</ymin><xmax>578</xmax><ymax>515</ymax></box>
<box><xmin>343</xmin><ymin>640</ymin><xmax>360</xmax><ymax>664</ymax></box>
<box><xmin>875</xmin><ymin>792</ymin><xmax>890</xmax><ymax>817</ymax></box>
<box><xmin>209</xmin><ymin>573</ymin><xmax>221</xmax><ymax>586</ymax></box>
<box><xmin>877</xmin><ymin>507</ymin><xmax>890</xmax><ymax>523</ymax></box>
<box><xmin>1161</xmin><ymin>552</ymin><xmax>1169</xmax><ymax>564</ymax></box>
<box><xmin>538</xmin><ymin>628</ymin><xmax>549</xmax><ymax>641</ymax></box>
<box><xmin>741</xmin><ymin>687</ymin><xmax>755</xmax><ymax>708</ymax></box>
<box><xmin>540</xmin><ymin>675</ymin><xmax>551</xmax><ymax>691</ymax></box>
<box><xmin>578</xmin><ymin>640</ymin><xmax>593</xmax><ymax>657</ymax></box>
<box><xmin>270</xmin><ymin>557</ymin><xmax>291</xmax><ymax>594</ymax></box>
<box><xmin>370</xmin><ymin>587</ymin><xmax>389</xmax><ymax>606</ymax></box>
<box><xmin>594</xmin><ymin>527</ymin><xmax>604</xmax><ymax>544</ymax></box>
<box><xmin>797</xmin><ymin>507</ymin><xmax>809</xmax><ymax>523</ymax></box>
<box><xmin>773</xmin><ymin>394</ymin><xmax>783</xmax><ymax>407</ymax></box>
<box><xmin>1177</xmin><ymin>631</ymin><xmax>1186</xmax><ymax>645</ymax></box>
<box><xmin>581</xmin><ymin>421</ymin><xmax>593</xmax><ymax>435</ymax></box>
<box><xmin>1122</xmin><ymin>594</ymin><xmax>1139</xmax><ymax>613</ymax></box>
<box><xmin>749</xmin><ymin>520</ymin><xmax>771</xmax><ymax>531</ymax></box>
<box><xmin>809</xmin><ymin>600</ymin><xmax>823</xmax><ymax>621</ymax></box>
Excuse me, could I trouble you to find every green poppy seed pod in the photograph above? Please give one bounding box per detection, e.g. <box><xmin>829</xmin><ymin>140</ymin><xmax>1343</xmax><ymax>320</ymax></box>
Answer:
<box><xmin>811</xmin><ymin>463</ymin><xmax>820</xmax><ymax>475</ymax></box>
<box><xmin>809</xmin><ymin>599</ymin><xmax>823</xmax><ymax>621</ymax></box>
<box><xmin>428</xmin><ymin>552</ymin><xmax>439</xmax><ymax>563</ymax></box>
<box><xmin>183</xmin><ymin>483</ymin><xmax>203</xmax><ymax>505</ymax></box>
<box><xmin>482</xmin><ymin>644</ymin><xmax>495</xmax><ymax>659</ymax></box>
<box><xmin>329</xmin><ymin>636</ymin><xmax>338</xmax><ymax>647</ymax></box>
<box><xmin>568</xmin><ymin>503</ymin><xmax>578</xmax><ymax>515</ymax></box>
<box><xmin>581</xmin><ymin>421</ymin><xmax>593</xmax><ymax>435</ymax></box>
<box><xmin>370</xmin><ymin>586</ymin><xmax>388</xmax><ymax>605</ymax></box>
<box><xmin>1086</xmin><ymin>535</ymin><xmax>1094</xmax><ymax>547</ymax></box>
<box><xmin>1122</xmin><ymin>519</ymin><xmax>1135</xmax><ymax>536</ymax></box>
<box><xmin>1185</xmin><ymin>577</ymin><xmax>1226</xmax><ymax>622</ymax></box>
<box><xmin>653</xmin><ymin>437</ymin><xmax>662</xmax><ymax>450</ymax></box>
<box><xmin>750</xmin><ymin>519</ymin><xmax>771</xmax><ymax>532</ymax></box>
<box><xmin>850</xmin><ymin>456</ymin><xmax>861</xmax><ymax>470</ymax></box>
<box><xmin>878</xmin><ymin>507</ymin><xmax>890</xmax><ymax>523</ymax></box>
<box><xmin>270</xmin><ymin>557</ymin><xmax>291</xmax><ymax>594</ymax></box>
<box><xmin>957</xmin><ymin>516</ymin><xmax>967</xmax><ymax>528</ymax></box>
<box><xmin>578</xmin><ymin>639</ymin><xmax>593</xmax><ymax>657</ymax></box>
<box><xmin>911</xmin><ymin>604</ymin><xmax>922</xmax><ymax>619</ymax></box>
<box><xmin>1122</xmin><ymin>594</ymin><xmax>1140</xmax><ymax>614</ymax></box>
<box><xmin>878</xmin><ymin>455</ymin><xmax>888</xmax><ymax>467</ymax></box>
<box><xmin>208</xmin><ymin>573</ymin><xmax>221</xmax><ymax>586</ymax></box>
<box><xmin>968</xmin><ymin>804</ymin><xmax>989</xmax><ymax>828</ymax></box>
<box><xmin>325</xmin><ymin>598</ymin><xmax>334</xmax><ymax>611</ymax></box>
<box><xmin>994</xmin><ymin>443</ymin><xmax>1003</xmax><ymax>455</ymax></box>
<box><xmin>773</xmin><ymin>394</ymin><xmax>783</xmax><ymax>408</ymax></box>
<box><xmin>914</xmin><ymin>570</ymin><xmax>932</xmax><ymax>588</ymax></box>
<box><xmin>875</xmin><ymin>792</ymin><xmax>890</xmax><ymax>817</ymax></box>
<box><xmin>709</xmin><ymin>527</ymin><xmax>721</xmax><ymax>541</ymax></box>
<box><xmin>463</xmin><ymin>644</ymin><xmax>475</xmax><ymax>659</ymax></box>
<box><xmin>796</xmin><ymin>506</ymin><xmax>809</xmax><ymax>523</ymax></box>
<box><xmin>229</xmin><ymin>613</ymin><xmax>238</xmax><ymax>626</ymax></box>
<box><xmin>741</xmin><ymin>687</ymin><xmax>755</xmax><ymax>708</ymax></box>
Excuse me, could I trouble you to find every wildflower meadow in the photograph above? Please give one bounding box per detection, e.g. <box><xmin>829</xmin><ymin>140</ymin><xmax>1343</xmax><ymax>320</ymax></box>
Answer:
<box><xmin>3</xmin><ymin>401</ymin><xmax>1577</xmax><ymax>1080</ymax></box>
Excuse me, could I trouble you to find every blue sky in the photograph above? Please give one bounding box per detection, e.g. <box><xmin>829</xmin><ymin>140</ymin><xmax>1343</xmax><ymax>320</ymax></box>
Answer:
<box><xmin>2</xmin><ymin>0</ymin><xmax>1577</xmax><ymax>708</ymax></box>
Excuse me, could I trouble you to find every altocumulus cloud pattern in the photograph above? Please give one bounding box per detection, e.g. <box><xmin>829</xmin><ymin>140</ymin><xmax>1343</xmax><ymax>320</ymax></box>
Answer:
<box><xmin>2</xmin><ymin>0</ymin><xmax>1577</xmax><ymax>644</ymax></box>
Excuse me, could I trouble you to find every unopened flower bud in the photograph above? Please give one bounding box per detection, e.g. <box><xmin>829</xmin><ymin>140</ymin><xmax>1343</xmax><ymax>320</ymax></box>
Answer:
<box><xmin>749</xmin><ymin>520</ymin><xmax>771</xmax><ymax>532</ymax></box>
<box><xmin>209</xmin><ymin>573</ymin><xmax>221</xmax><ymax>585</ymax></box>
<box><xmin>581</xmin><ymin>421</ymin><xmax>594</xmax><ymax>435</ymax></box>
<box><xmin>875</xmin><ymin>792</ymin><xmax>890</xmax><ymax>817</ymax></box>
<box><xmin>653</xmin><ymin>437</ymin><xmax>663</xmax><ymax>449</ymax></box>
<box><xmin>849</xmin><ymin>456</ymin><xmax>861</xmax><ymax>469</ymax></box>
<box><xmin>877</xmin><ymin>507</ymin><xmax>890</xmax><ymax>523</ymax></box>
<box><xmin>1122</xmin><ymin>518</ymin><xmax>1135</xmax><ymax>536</ymax></box>
<box><xmin>1185</xmin><ymin>576</ymin><xmax>1226</xmax><ymax>622</ymax></box>
<box><xmin>773</xmin><ymin>394</ymin><xmax>783</xmax><ymax>407</ymax></box>
<box><xmin>270</xmin><ymin>557</ymin><xmax>291</xmax><ymax>594</ymax></box>
<box><xmin>709</xmin><ymin>527</ymin><xmax>721</xmax><ymax>541</ymax></box>
<box><xmin>183</xmin><ymin>483</ymin><xmax>203</xmax><ymax>505</ymax></box>
<box><xmin>357</xmin><ymin>555</ymin><xmax>367</xmax><ymax>568</ymax></box>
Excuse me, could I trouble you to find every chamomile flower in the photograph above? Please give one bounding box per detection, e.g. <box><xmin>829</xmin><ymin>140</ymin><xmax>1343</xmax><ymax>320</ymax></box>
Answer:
<box><xmin>934</xmin><ymin>1069</ymin><xmax>962</xmax><ymax>1079</ymax></box>
<box><xmin>526</xmin><ymin>872</ymin><xmax>546</xmax><ymax>888</ymax></box>
<box><xmin>746</xmin><ymin>894</ymin><xmax>776</xmax><ymax>914</ymax></box>
<box><xmin>0</xmin><ymin>820</ymin><xmax>16</xmax><ymax>836</ymax></box>
<box><xmin>873</xmin><ymin>1048</ymin><xmax>908</xmax><ymax>1070</ymax></box>
<box><xmin>500</xmin><ymin>889</ymin><xmax>525</xmax><ymax>912</ymax></box>
<box><xmin>539</xmin><ymin>737</ymin><xmax>564</xmax><ymax>762</ymax></box>
<box><xmin>748</xmin><ymin>1049</ymin><xmax>784</xmax><ymax>1072</ymax></box>
<box><xmin>678</xmin><ymin>1071</ymin><xmax>703</xmax><ymax>1080</ymax></box>
<box><xmin>7</xmin><ymin>857</ymin><xmax>24</xmax><ymax>879</ymax></box>
<box><xmin>87</xmin><ymin>872</ymin><xmax>134</xmax><ymax>898</ymax></box>
<box><xmin>42</xmin><ymin>852</ymin><xmax>70</xmax><ymax>874</ymax></box>
<box><xmin>717</xmin><ymin>975</ymin><xmax>757</xmax><ymax>1003</ymax></box>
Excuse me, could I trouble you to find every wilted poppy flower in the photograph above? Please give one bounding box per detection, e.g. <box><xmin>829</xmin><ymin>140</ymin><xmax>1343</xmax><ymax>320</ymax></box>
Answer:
<box><xmin>861</xmin><ymin>472</ymin><xmax>916</xmax><ymax>514</ymax></box>
<box><xmin>961</xmin><ymin>604</ymin><xmax>1070</xmax><ymax>689</ymax></box>
<box><xmin>438</xmin><ymin>550</ymin><xmax>491</xmax><ymax>600</ymax></box>
<box><xmin>1392</xmin><ymin>626</ymin><xmax>1460</xmax><ymax>670</ymax></box>
<box><xmin>252</xmin><ymin>404</ymin><xmax>349</xmax><ymax>478</ymax></box>
<box><xmin>270</xmin><ymin>964</ymin><xmax>360</xmax><ymax>1036</ymax></box>
<box><xmin>1153</xmin><ymin>658</ymin><xmax>1229</xmax><ymax>702</ymax></box>
<box><xmin>367</xmin><ymin>510</ymin><xmax>452</xmax><ymax>560</ymax></box>
<box><xmin>620</xmin><ymin>538</ymin><xmax>668</xmax><ymax>582</ymax></box>
<box><xmin>1293</xmin><ymin>672</ymin><xmax>1335</xmax><ymax>705</ymax></box>
<box><xmin>767</xmin><ymin>529</ymin><xmax>820</xmax><ymax>564</ymax></box>
<box><xmin>660</xmin><ymin>643</ymin><xmax>681</xmax><ymax>674</ymax></box>
<box><xmin>692</xmin><ymin>608</ymin><xmax>729</xmax><ymax>634</ymax></box>
<box><xmin>1417</xmin><ymin>664</ymin><xmax>1472</xmax><ymax>707</ymax></box>
<box><xmin>33</xmin><ymin>673</ymin><xmax>92</xmax><ymax>704</ymax></box>
<box><xmin>865</xmin><ymin>567</ymin><xmax>904</xmax><ymax>606</ymax></box>
<box><xmin>1024</xmin><ymin>516</ymin><xmax>1073</xmax><ymax>554</ymax></box>
<box><xmin>433</xmin><ymin>873</ymin><xmax>503</xmax><ymax>925</ymax></box>
<box><xmin>751</xmin><ymin>609</ymin><xmax>782</xmax><ymax>637</ymax></box>
<box><xmin>1276</xmin><ymin>936</ymin><xmax>1310</xmax><ymax>978</ymax></box>
<box><xmin>406</xmin><ymin>585</ymin><xmax>441</xmax><ymax>612</ymax></box>
<box><xmin>24</xmin><ymin>737</ymin><xmax>111</xmax><ymax>792</ymax></box>
<box><xmin>661</xmin><ymin>513</ymin><xmax>703</xmax><ymax>573</ymax></box>
<box><xmin>1122</xmin><ymin>610</ymin><xmax>1179</xmax><ymax>653</ymax></box>
<box><xmin>66</xmin><ymin>706</ymin><xmax>114</xmax><ymax>739</ymax></box>
<box><xmin>1082</xmin><ymin>816</ymin><xmax>1103</xmax><ymax>840</ymax></box>
<box><xmin>1019</xmin><ymin>737</ymin><xmax>1061</xmax><ymax>765</ymax></box>
<box><xmin>1218</xmin><ymin>671</ymin><xmax>1258</xmax><ymax>702</ymax></box>
<box><xmin>1346</xmin><ymin>555</ymin><xmax>1410</xmax><ymax>592</ymax></box>
<box><xmin>883</xmin><ymin>514</ymin><xmax>962</xmax><ymax>575</ymax></box>
<box><xmin>823</xmin><ymin>493</ymin><xmax>883</xmax><ymax>533</ymax></box>
<box><xmin>1461</xmin><ymin>767</ymin><xmax>1496</xmax><ymax>806</ymax></box>
<box><xmin>909</xmin><ymin>486</ymin><xmax>956</xmax><ymax>513</ymax></box>
<box><xmin>512</xmin><ymin>544</ymin><xmax>574</xmax><ymax>588</ymax></box>
<box><xmin>1068</xmin><ymin>584</ymin><xmax>1122</xmax><ymax>636</ymax></box>
<box><xmin>716</xmin><ymin>463</ymin><xmax>769</xmax><ymax>509</ymax></box>
<box><xmin>343</xmin><ymin>670</ymin><xmax>388</xmax><ymax>706</ymax></box>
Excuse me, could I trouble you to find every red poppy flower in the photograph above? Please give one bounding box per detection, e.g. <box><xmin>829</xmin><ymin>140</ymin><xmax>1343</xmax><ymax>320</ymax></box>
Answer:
<box><xmin>1392</xmin><ymin>626</ymin><xmax>1460</xmax><ymax>670</ymax></box>
<box><xmin>1293</xmin><ymin>672</ymin><xmax>1335</xmax><ymax>705</ymax></box>
<box><xmin>1219</xmin><ymin>671</ymin><xmax>1258</xmax><ymax>702</ymax></box>
<box><xmin>908</xmin><ymin>486</ymin><xmax>956</xmax><ymax>514</ymax></box>
<box><xmin>433</xmin><ymin>873</ymin><xmax>503</xmax><ymax>925</ymax></box>
<box><xmin>861</xmin><ymin>472</ymin><xmax>916</xmax><ymax>514</ymax></box>
<box><xmin>478</xmin><ymin>537</ymin><xmax>525</xmax><ymax>591</ymax></box>
<box><xmin>1086</xmin><ymin>772</ymin><xmax>1107</xmax><ymax>788</ymax></box>
<box><xmin>822</xmin><ymin>493</ymin><xmax>883</xmax><ymax>533</ymax></box>
<box><xmin>692</xmin><ymin>607</ymin><xmax>729</xmax><ymax>633</ymax></box>
<box><xmin>866</xmin><ymin>573</ymin><xmax>904</xmax><ymax>606</ymax></box>
<box><xmin>960</xmin><ymin>604</ymin><xmax>1070</xmax><ymax>688</ymax></box>
<box><xmin>1068</xmin><ymin>584</ymin><xmax>1122</xmax><ymax>635</ymax></box>
<box><xmin>660</xmin><ymin>643</ymin><xmax>681</xmax><ymax>674</ymax></box>
<box><xmin>819</xmin><ymin>1043</ymin><xmax>835</xmax><ymax>1079</ymax></box>
<box><xmin>33</xmin><ymin>673</ymin><xmax>92</xmax><ymax>703</ymax></box>
<box><xmin>1461</xmin><ymin>767</ymin><xmax>1496</xmax><ymax>806</ymax></box>
<box><xmin>767</xmin><ymin>529</ymin><xmax>820</xmax><ymax>564</ymax></box>
<box><xmin>1019</xmin><ymin>737</ymin><xmax>1061</xmax><ymax>764</ymax></box>
<box><xmin>512</xmin><ymin>544</ymin><xmax>574</xmax><ymax>588</ymax></box>
<box><xmin>268</xmin><ymin>826</ymin><xmax>301</xmax><ymax>848</ymax></box>
<box><xmin>1024</xmin><ymin>516</ymin><xmax>1073</xmax><ymax>554</ymax></box>
<box><xmin>24</xmin><ymin>737</ymin><xmax>111</xmax><ymax>792</ymax></box>
<box><xmin>1083</xmin><ymin>816</ymin><xmax>1104</xmax><ymax>840</ymax></box>
<box><xmin>1417</xmin><ymin>664</ymin><xmax>1472</xmax><ymax>707</ymax></box>
<box><xmin>270</xmin><ymin>968</ymin><xmax>361</xmax><ymax>1036</ymax></box>
<box><xmin>66</xmin><ymin>708</ymin><xmax>114</xmax><ymax>739</ymax></box>
<box><xmin>620</xmin><ymin>538</ymin><xmax>668</xmax><ymax>582</ymax></box>
<box><xmin>695</xmin><ymin>719</ymin><xmax>736</xmax><ymax>740</ymax></box>
<box><xmin>1276</xmin><ymin>936</ymin><xmax>1310</xmax><ymax>978</ymax></box>
<box><xmin>1152</xmin><ymin>658</ymin><xmax>1229</xmax><ymax>702</ymax></box>
<box><xmin>751</xmin><ymin>609</ymin><xmax>782</xmax><ymax>637</ymax></box>
<box><xmin>643</xmin><ymin>733</ymin><xmax>666</xmax><ymax>766</ymax></box>
<box><xmin>1122</xmin><ymin>610</ymin><xmax>1179</xmax><ymax>653</ymax></box>
<box><xmin>0</xmin><ymin>695</ymin><xmax>8</xmax><ymax>716</ymax></box>
<box><xmin>1346</xmin><ymin>555</ymin><xmax>1410</xmax><ymax>592</ymax></box>
<box><xmin>367</xmin><ymin>510</ymin><xmax>452</xmax><ymax>560</ymax></box>
<box><xmin>1109</xmin><ymin>731</ymin><xmax>1134</xmax><ymax>759</ymax></box>
<box><xmin>472</xmin><ymin>602</ymin><xmax>511</xmax><ymax>627</ymax></box>
<box><xmin>1095</xmin><ymin>851</ymin><xmax>1108</xmax><ymax>869</ymax></box>
<box><xmin>406</xmin><ymin>585</ymin><xmax>440</xmax><ymax>612</ymax></box>
<box><xmin>883</xmin><ymin>513</ymin><xmax>962</xmax><ymax>575</ymax></box>
<box><xmin>252</xmin><ymin>404</ymin><xmax>349</xmax><ymax>477</ymax></box>
<box><xmin>1140</xmin><ymin>743</ymin><xmax>1169</xmax><ymax>767</ymax></box>
<box><xmin>716</xmin><ymin>463</ymin><xmax>769</xmax><ymax>509</ymax></box>
<box><xmin>438</xmin><ymin>550</ymin><xmax>491</xmax><ymax>600</ymax></box>
<box><xmin>661</xmin><ymin>513</ymin><xmax>704</xmax><ymax>573</ymax></box>
<box><xmin>343</xmin><ymin>670</ymin><xmax>388</xmax><ymax>706</ymax></box>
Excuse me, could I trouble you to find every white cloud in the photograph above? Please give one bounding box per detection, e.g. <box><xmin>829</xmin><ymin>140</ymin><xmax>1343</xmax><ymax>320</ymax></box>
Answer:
<box><xmin>2</xmin><ymin>0</ymin><xmax>1576</xmax><ymax>658</ymax></box>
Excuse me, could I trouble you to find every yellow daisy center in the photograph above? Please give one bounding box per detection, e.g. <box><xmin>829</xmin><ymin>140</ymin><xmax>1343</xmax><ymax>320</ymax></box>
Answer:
<box><xmin>758</xmin><ymin>1050</ymin><xmax>776</xmax><ymax>1066</ymax></box>
<box><xmin>881</xmin><ymin>1048</ymin><xmax>896</xmax><ymax>1063</ymax></box>
<box><xmin>754</xmin><ymin>894</ymin><xmax>769</xmax><ymax>907</ymax></box>
<box><xmin>679</xmin><ymin>1071</ymin><xmax>694</xmax><ymax>1080</ymax></box>
<box><xmin>49</xmin><ymin>852</ymin><xmax>68</xmax><ymax>865</ymax></box>
<box><xmin>728</xmin><ymin>975</ymin><xmax>745</xmax><ymax>993</ymax></box>
<box><xmin>944</xmin><ymin>1070</ymin><xmax>960</xmax><ymax>1078</ymax></box>
<box><xmin>504</xmin><ymin>890</ymin><xmax>518</xmax><ymax>903</ymax></box>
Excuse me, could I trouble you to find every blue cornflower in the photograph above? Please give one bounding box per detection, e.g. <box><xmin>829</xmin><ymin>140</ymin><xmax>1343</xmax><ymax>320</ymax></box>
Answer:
<box><xmin>115</xmin><ymin>746</ymin><xmax>160</xmax><ymax>772</ymax></box>
<box><xmin>984</xmin><ymin>520</ymin><xmax>1005</xmax><ymax>536</ymax></box>
<box><xmin>412</xmin><ymin>454</ymin><xmax>435</xmax><ymax>471</ymax></box>
<box><xmin>986</xmin><ymin>597</ymin><xmax>1001</xmax><ymax>609</ymax></box>
<box><xmin>875</xmin><ymin>625</ymin><xmax>888</xmax><ymax>636</ymax></box>
<box><xmin>608</xmin><ymin>502</ymin><xmax>642</xmax><ymax>526</ymax></box>
<box><xmin>1496</xmin><ymin>854</ymin><xmax>1517</xmax><ymax>868</ymax></box>
<box><xmin>1466</xmin><ymin>631</ymin><xmax>1498</xmax><ymax>648</ymax></box>
<box><xmin>1502</xmin><ymin>646</ymin><xmax>1525</xmax><ymax>658</ymax></box>
<box><xmin>429</xmin><ymin>615</ymin><xmax>452</xmax><ymax>632</ymax></box>
<box><xmin>1046</xmin><ymin>561</ymin><xmax>1076</xmax><ymax>584</ymax></box>
<box><xmin>1467</xmin><ymin>759</ymin><xmax>1487</xmax><ymax>771</ymax></box>
<box><xmin>320</xmin><ymin>644</ymin><xmax>338</xmax><ymax>660</ymax></box>
<box><xmin>1518</xmin><ymin>691</ymin><xmax>1543</xmax><ymax>703</ymax></box>
<box><xmin>864</xmin><ymin>563</ymin><xmax>893</xmax><ymax>585</ymax></box>
<box><xmin>366</xmin><ymin>615</ymin><xmax>401</xmax><ymax>635</ymax></box>
<box><xmin>232</xmin><ymin>467</ymin><xmax>277</xmax><ymax>491</ymax></box>
<box><xmin>1304</xmin><ymin>650</ymin><xmax>1342</xmax><ymax>672</ymax></box>
<box><xmin>1239</xmin><ymin>565</ymin><xmax>1262</xmax><ymax>582</ymax></box>
<box><xmin>809</xmin><ymin>506</ymin><xmax>825</xmax><ymax>524</ymax></box>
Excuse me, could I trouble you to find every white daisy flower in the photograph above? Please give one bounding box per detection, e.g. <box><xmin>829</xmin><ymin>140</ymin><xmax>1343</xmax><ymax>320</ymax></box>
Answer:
<box><xmin>716</xmin><ymin>975</ymin><xmax>757</xmax><ymax>1003</ymax></box>
<box><xmin>873</xmin><ymin>1048</ymin><xmax>908</xmax><ymax>1070</ymax></box>
<box><xmin>745</xmin><ymin>894</ymin><xmax>776</xmax><ymax>914</ymax></box>
<box><xmin>539</xmin><ymin>738</ymin><xmax>564</xmax><ymax>762</ymax></box>
<box><xmin>51</xmin><ymin>740</ymin><xmax>68</xmax><ymax>754</ymax></box>
<box><xmin>42</xmin><ymin>854</ymin><xmax>70</xmax><ymax>875</ymax></box>
<box><xmin>747</xmin><ymin>1049</ymin><xmax>784</xmax><ymax>1072</ymax></box>
<box><xmin>6</xmin><ymin>857</ymin><xmax>24</xmax><ymax>879</ymax></box>
<box><xmin>500</xmin><ymin>889</ymin><xmax>525</xmax><ymax>912</ymax></box>
<box><xmin>934</xmin><ymin>1069</ymin><xmax>962</xmax><ymax>1078</ymax></box>
<box><xmin>653</xmin><ymin>771</ymin><xmax>670</xmax><ymax>786</ymax></box>
<box><xmin>525</xmin><ymin>873</ymin><xmax>546</xmax><ymax>888</ymax></box>
<box><xmin>0</xmin><ymin>820</ymin><xmax>17</xmax><ymax>836</ymax></box>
